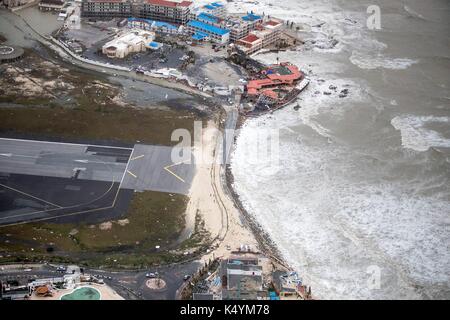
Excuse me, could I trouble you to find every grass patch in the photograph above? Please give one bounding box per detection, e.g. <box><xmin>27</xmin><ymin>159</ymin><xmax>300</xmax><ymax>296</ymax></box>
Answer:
<box><xmin>0</xmin><ymin>191</ymin><xmax>189</xmax><ymax>266</ymax></box>
<box><xmin>0</xmin><ymin>52</ymin><xmax>204</xmax><ymax>146</ymax></box>
<box><xmin>0</xmin><ymin>105</ymin><xmax>199</xmax><ymax>146</ymax></box>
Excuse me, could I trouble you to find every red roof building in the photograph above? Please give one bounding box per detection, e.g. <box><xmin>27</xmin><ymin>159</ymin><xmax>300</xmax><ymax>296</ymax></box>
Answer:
<box><xmin>246</xmin><ymin>63</ymin><xmax>303</xmax><ymax>101</ymax></box>
<box><xmin>145</xmin><ymin>0</ymin><xmax>192</xmax><ymax>7</ymax></box>
<box><xmin>137</xmin><ymin>0</ymin><xmax>193</xmax><ymax>24</ymax></box>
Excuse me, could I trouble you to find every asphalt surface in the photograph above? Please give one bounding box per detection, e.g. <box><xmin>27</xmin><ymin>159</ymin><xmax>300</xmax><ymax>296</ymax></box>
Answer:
<box><xmin>0</xmin><ymin>262</ymin><xmax>201</xmax><ymax>300</ymax></box>
<box><xmin>0</xmin><ymin>139</ymin><xmax>195</xmax><ymax>225</ymax></box>
<box><xmin>0</xmin><ymin>138</ymin><xmax>131</xmax><ymax>182</ymax></box>
<box><xmin>122</xmin><ymin>144</ymin><xmax>195</xmax><ymax>195</ymax></box>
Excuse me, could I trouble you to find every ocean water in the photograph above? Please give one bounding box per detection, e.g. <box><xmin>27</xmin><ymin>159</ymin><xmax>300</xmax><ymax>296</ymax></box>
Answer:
<box><xmin>228</xmin><ymin>0</ymin><xmax>450</xmax><ymax>299</ymax></box>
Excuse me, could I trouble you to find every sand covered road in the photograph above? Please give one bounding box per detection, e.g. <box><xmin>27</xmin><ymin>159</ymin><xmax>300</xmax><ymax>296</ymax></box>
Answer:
<box><xmin>185</xmin><ymin>119</ymin><xmax>258</xmax><ymax>262</ymax></box>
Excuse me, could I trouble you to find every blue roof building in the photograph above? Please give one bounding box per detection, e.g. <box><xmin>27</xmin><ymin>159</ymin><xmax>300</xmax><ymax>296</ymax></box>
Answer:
<box><xmin>186</xmin><ymin>20</ymin><xmax>230</xmax><ymax>44</ymax></box>
<box><xmin>197</xmin><ymin>12</ymin><xmax>221</xmax><ymax>24</ymax></box>
<box><xmin>199</xmin><ymin>1</ymin><xmax>226</xmax><ymax>18</ymax></box>
<box><xmin>127</xmin><ymin>17</ymin><xmax>179</xmax><ymax>34</ymax></box>
<box><xmin>242</xmin><ymin>13</ymin><xmax>262</xmax><ymax>22</ymax></box>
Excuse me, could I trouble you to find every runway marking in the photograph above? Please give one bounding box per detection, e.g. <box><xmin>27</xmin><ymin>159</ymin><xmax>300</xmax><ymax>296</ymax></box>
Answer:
<box><xmin>163</xmin><ymin>161</ymin><xmax>188</xmax><ymax>183</ymax></box>
<box><xmin>126</xmin><ymin>170</ymin><xmax>137</xmax><ymax>178</ymax></box>
<box><xmin>0</xmin><ymin>183</ymin><xmax>63</xmax><ymax>208</ymax></box>
<box><xmin>0</xmin><ymin>145</ymin><xmax>136</xmax><ymax>225</ymax></box>
<box><xmin>111</xmin><ymin>147</ymin><xmax>135</xmax><ymax>207</ymax></box>
<box><xmin>0</xmin><ymin>137</ymin><xmax>133</xmax><ymax>150</ymax></box>
<box><xmin>0</xmin><ymin>205</ymin><xmax>116</xmax><ymax>228</ymax></box>
<box><xmin>74</xmin><ymin>159</ymin><xmax>124</xmax><ymax>165</ymax></box>
<box><xmin>0</xmin><ymin>153</ymin><xmax>39</xmax><ymax>159</ymax></box>
<box><xmin>130</xmin><ymin>155</ymin><xmax>145</xmax><ymax>161</ymax></box>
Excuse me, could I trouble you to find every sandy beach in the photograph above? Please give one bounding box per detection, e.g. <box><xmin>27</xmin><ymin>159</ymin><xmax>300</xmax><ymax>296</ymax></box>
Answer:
<box><xmin>185</xmin><ymin>119</ymin><xmax>259</xmax><ymax>262</ymax></box>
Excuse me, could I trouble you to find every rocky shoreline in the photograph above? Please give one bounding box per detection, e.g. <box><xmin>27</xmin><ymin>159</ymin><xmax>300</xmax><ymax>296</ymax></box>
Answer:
<box><xmin>224</xmin><ymin>162</ymin><xmax>291</xmax><ymax>271</ymax></box>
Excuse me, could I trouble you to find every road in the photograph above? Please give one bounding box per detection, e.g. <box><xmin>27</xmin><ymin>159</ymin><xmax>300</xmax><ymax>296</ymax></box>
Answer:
<box><xmin>0</xmin><ymin>262</ymin><xmax>201</xmax><ymax>300</ymax></box>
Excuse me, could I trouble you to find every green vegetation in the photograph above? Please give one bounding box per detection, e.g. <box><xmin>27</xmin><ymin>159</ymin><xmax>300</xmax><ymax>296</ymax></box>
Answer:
<box><xmin>0</xmin><ymin>104</ymin><xmax>199</xmax><ymax>146</ymax></box>
<box><xmin>0</xmin><ymin>52</ymin><xmax>203</xmax><ymax>146</ymax></box>
<box><xmin>0</xmin><ymin>52</ymin><xmax>210</xmax><ymax>268</ymax></box>
<box><xmin>0</xmin><ymin>191</ymin><xmax>192</xmax><ymax>267</ymax></box>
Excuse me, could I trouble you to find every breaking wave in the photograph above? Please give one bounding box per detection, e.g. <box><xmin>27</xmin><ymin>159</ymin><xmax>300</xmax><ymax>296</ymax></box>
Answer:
<box><xmin>350</xmin><ymin>52</ymin><xmax>419</xmax><ymax>70</ymax></box>
<box><xmin>391</xmin><ymin>116</ymin><xmax>450</xmax><ymax>151</ymax></box>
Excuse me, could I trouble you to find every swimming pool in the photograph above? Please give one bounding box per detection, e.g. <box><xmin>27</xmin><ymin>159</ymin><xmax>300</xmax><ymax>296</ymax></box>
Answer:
<box><xmin>60</xmin><ymin>286</ymin><xmax>101</xmax><ymax>300</ymax></box>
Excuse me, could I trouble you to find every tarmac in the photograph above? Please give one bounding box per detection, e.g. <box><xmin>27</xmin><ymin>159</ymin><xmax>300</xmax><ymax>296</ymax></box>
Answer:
<box><xmin>0</xmin><ymin>138</ymin><xmax>195</xmax><ymax>225</ymax></box>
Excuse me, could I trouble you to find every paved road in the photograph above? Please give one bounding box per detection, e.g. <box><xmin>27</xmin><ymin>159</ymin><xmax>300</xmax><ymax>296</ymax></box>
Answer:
<box><xmin>222</xmin><ymin>108</ymin><xmax>239</xmax><ymax>166</ymax></box>
<box><xmin>0</xmin><ymin>262</ymin><xmax>201</xmax><ymax>300</ymax></box>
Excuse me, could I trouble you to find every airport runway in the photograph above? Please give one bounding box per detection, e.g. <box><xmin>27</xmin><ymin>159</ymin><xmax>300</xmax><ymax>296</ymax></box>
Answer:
<box><xmin>0</xmin><ymin>138</ymin><xmax>131</xmax><ymax>183</ymax></box>
<box><xmin>0</xmin><ymin>138</ymin><xmax>195</xmax><ymax>225</ymax></box>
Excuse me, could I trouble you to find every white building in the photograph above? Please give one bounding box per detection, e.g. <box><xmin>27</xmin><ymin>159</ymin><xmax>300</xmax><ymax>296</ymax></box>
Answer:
<box><xmin>186</xmin><ymin>19</ymin><xmax>229</xmax><ymax>44</ymax></box>
<box><xmin>102</xmin><ymin>29</ymin><xmax>155</xmax><ymax>58</ymax></box>
<box><xmin>136</xmin><ymin>0</ymin><xmax>193</xmax><ymax>25</ymax></box>
<box><xmin>236</xmin><ymin>18</ymin><xmax>283</xmax><ymax>54</ymax></box>
<box><xmin>192</xmin><ymin>2</ymin><xmax>226</xmax><ymax>19</ymax></box>
<box><xmin>38</xmin><ymin>0</ymin><xmax>65</xmax><ymax>11</ymax></box>
<box><xmin>127</xmin><ymin>17</ymin><xmax>181</xmax><ymax>35</ymax></box>
<box><xmin>81</xmin><ymin>0</ymin><xmax>132</xmax><ymax>18</ymax></box>
<box><xmin>2</xmin><ymin>0</ymin><xmax>32</xmax><ymax>8</ymax></box>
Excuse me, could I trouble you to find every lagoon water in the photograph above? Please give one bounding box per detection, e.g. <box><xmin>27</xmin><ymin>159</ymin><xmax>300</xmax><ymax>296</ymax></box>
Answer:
<box><xmin>228</xmin><ymin>0</ymin><xmax>450</xmax><ymax>299</ymax></box>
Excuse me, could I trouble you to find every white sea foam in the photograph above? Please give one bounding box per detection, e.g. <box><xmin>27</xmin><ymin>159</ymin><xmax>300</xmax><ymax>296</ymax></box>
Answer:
<box><xmin>350</xmin><ymin>52</ymin><xmax>419</xmax><ymax>70</ymax></box>
<box><xmin>231</xmin><ymin>118</ymin><xmax>450</xmax><ymax>299</ymax></box>
<box><xmin>227</xmin><ymin>0</ymin><xmax>450</xmax><ymax>300</ymax></box>
<box><xmin>252</xmin><ymin>50</ymin><xmax>369</xmax><ymax>138</ymax></box>
<box><xmin>391</xmin><ymin>116</ymin><xmax>450</xmax><ymax>151</ymax></box>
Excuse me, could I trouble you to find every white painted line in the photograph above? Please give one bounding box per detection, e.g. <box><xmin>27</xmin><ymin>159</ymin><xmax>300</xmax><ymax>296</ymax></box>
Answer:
<box><xmin>126</xmin><ymin>170</ymin><xmax>137</xmax><ymax>178</ymax></box>
<box><xmin>130</xmin><ymin>154</ymin><xmax>145</xmax><ymax>161</ymax></box>
<box><xmin>164</xmin><ymin>161</ymin><xmax>188</xmax><ymax>183</ymax></box>
<box><xmin>74</xmin><ymin>159</ymin><xmax>125</xmax><ymax>165</ymax></box>
<box><xmin>0</xmin><ymin>137</ymin><xmax>133</xmax><ymax>150</ymax></box>
<box><xmin>111</xmin><ymin>147</ymin><xmax>135</xmax><ymax>207</ymax></box>
<box><xmin>0</xmin><ymin>183</ymin><xmax>63</xmax><ymax>208</ymax></box>
<box><xmin>0</xmin><ymin>153</ymin><xmax>39</xmax><ymax>159</ymax></box>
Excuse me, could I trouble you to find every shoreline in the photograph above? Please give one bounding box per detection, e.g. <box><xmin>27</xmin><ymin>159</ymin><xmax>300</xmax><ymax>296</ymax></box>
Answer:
<box><xmin>0</xmin><ymin>5</ymin><xmax>307</xmax><ymax>296</ymax></box>
<box><xmin>223</xmin><ymin>164</ymin><xmax>290</xmax><ymax>269</ymax></box>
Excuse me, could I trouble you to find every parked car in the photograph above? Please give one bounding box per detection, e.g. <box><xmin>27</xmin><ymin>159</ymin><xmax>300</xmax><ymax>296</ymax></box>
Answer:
<box><xmin>56</xmin><ymin>266</ymin><xmax>66</xmax><ymax>272</ymax></box>
<box><xmin>146</xmin><ymin>273</ymin><xmax>156</xmax><ymax>278</ymax></box>
<box><xmin>183</xmin><ymin>275</ymin><xmax>191</xmax><ymax>281</ymax></box>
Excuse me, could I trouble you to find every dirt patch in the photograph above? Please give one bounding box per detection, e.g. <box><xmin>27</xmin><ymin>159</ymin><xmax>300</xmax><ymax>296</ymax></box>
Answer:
<box><xmin>99</xmin><ymin>222</ymin><xmax>113</xmax><ymax>231</ymax></box>
<box><xmin>116</xmin><ymin>219</ymin><xmax>129</xmax><ymax>227</ymax></box>
<box><xmin>146</xmin><ymin>278</ymin><xmax>167</xmax><ymax>290</ymax></box>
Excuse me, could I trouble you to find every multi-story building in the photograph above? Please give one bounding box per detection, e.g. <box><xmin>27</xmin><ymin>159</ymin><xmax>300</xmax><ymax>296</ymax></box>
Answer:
<box><xmin>219</xmin><ymin>257</ymin><xmax>268</xmax><ymax>300</ymax></box>
<box><xmin>135</xmin><ymin>0</ymin><xmax>193</xmax><ymax>25</ymax></box>
<box><xmin>198</xmin><ymin>2</ymin><xmax>226</xmax><ymax>19</ymax></box>
<box><xmin>186</xmin><ymin>19</ymin><xmax>229</xmax><ymax>44</ymax></box>
<box><xmin>235</xmin><ymin>33</ymin><xmax>262</xmax><ymax>55</ymax></box>
<box><xmin>127</xmin><ymin>17</ymin><xmax>180</xmax><ymax>34</ymax></box>
<box><xmin>253</xmin><ymin>19</ymin><xmax>283</xmax><ymax>47</ymax></box>
<box><xmin>226</xmin><ymin>13</ymin><xmax>262</xmax><ymax>42</ymax></box>
<box><xmin>81</xmin><ymin>0</ymin><xmax>132</xmax><ymax>18</ymax></box>
<box><xmin>38</xmin><ymin>0</ymin><xmax>65</xmax><ymax>12</ymax></box>
<box><xmin>236</xmin><ymin>18</ymin><xmax>283</xmax><ymax>54</ymax></box>
<box><xmin>195</xmin><ymin>12</ymin><xmax>223</xmax><ymax>26</ymax></box>
<box><xmin>2</xmin><ymin>0</ymin><xmax>33</xmax><ymax>7</ymax></box>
